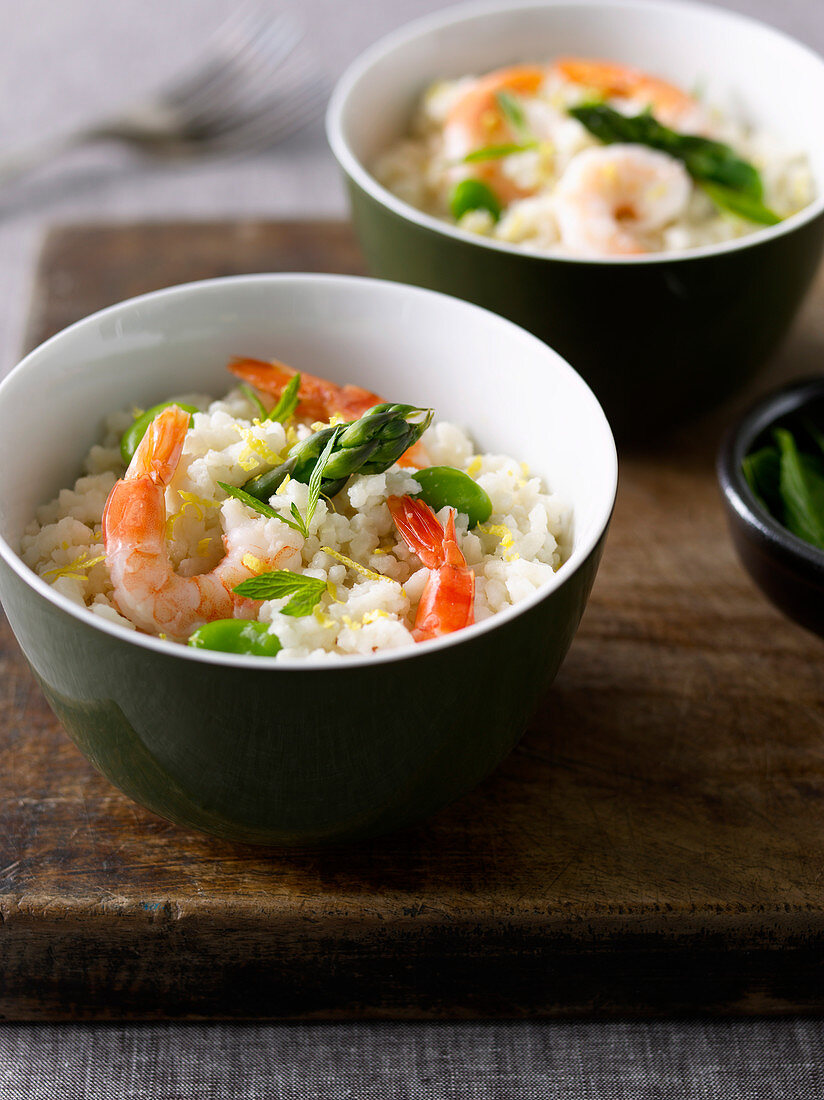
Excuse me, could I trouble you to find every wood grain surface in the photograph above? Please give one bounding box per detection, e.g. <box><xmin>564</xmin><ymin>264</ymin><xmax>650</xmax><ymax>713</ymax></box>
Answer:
<box><xmin>3</xmin><ymin>221</ymin><xmax>824</xmax><ymax>1020</ymax></box>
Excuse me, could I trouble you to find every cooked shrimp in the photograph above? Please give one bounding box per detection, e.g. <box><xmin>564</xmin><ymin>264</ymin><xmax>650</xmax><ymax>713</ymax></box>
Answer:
<box><xmin>551</xmin><ymin>56</ymin><xmax>707</xmax><ymax>132</ymax></box>
<box><xmin>554</xmin><ymin>144</ymin><xmax>691</xmax><ymax>256</ymax></box>
<box><xmin>103</xmin><ymin>405</ymin><xmax>296</xmax><ymax>640</ymax></box>
<box><xmin>228</xmin><ymin>356</ymin><xmax>429</xmax><ymax>469</ymax></box>
<box><xmin>443</xmin><ymin>64</ymin><xmax>547</xmax><ymax>204</ymax></box>
<box><xmin>388</xmin><ymin>495</ymin><xmax>474</xmax><ymax>642</ymax></box>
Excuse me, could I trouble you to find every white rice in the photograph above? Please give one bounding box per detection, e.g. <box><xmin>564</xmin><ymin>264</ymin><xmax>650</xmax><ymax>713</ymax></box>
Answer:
<box><xmin>374</xmin><ymin>67</ymin><xmax>815</xmax><ymax>256</ymax></box>
<box><xmin>21</xmin><ymin>388</ymin><xmax>571</xmax><ymax>660</ymax></box>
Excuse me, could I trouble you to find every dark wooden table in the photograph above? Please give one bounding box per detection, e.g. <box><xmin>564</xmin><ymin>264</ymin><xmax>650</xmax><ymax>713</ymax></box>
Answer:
<box><xmin>2</xmin><ymin>221</ymin><xmax>824</xmax><ymax>1020</ymax></box>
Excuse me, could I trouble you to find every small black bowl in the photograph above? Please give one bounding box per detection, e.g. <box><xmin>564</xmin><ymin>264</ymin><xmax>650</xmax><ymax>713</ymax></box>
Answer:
<box><xmin>718</xmin><ymin>376</ymin><xmax>824</xmax><ymax>638</ymax></box>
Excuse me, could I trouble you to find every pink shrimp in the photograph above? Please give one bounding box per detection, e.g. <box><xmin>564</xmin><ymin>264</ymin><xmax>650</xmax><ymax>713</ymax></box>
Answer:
<box><xmin>550</xmin><ymin>56</ymin><xmax>707</xmax><ymax>131</ymax></box>
<box><xmin>228</xmin><ymin>356</ymin><xmax>429</xmax><ymax>469</ymax></box>
<box><xmin>443</xmin><ymin>64</ymin><xmax>547</xmax><ymax>204</ymax></box>
<box><xmin>102</xmin><ymin>404</ymin><xmax>295</xmax><ymax>640</ymax></box>
<box><xmin>388</xmin><ymin>495</ymin><xmax>475</xmax><ymax>642</ymax></box>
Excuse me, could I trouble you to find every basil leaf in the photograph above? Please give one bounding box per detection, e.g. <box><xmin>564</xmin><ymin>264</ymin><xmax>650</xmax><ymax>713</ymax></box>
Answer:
<box><xmin>463</xmin><ymin>141</ymin><xmax>537</xmax><ymax>163</ymax></box>
<box><xmin>240</xmin><ymin>383</ymin><xmax>267</xmax><ymax>419</ymax></box>
<box><xmin>267</xmin><ymin>372</ymin><xmax>301</xmax><ymax>423</ymax></box>
<box><xmin>495</xmin><ymin>90</ymin><xmax>530</xmax><ymax>139</ymax></box>
<box><xmin>700</xmin><ymin>183</ymin><xmax>781</xmax><ymax>226</ymax></box>
<box><xmin>569</xmin><ymin>104</ymin><xmax>781</xmax><ymax>225</ymax></box>
<box><xmin>775</xmin><ymin>428</ymin><xmax>824</xmax><ymax>549</ymax></box>
<box><xmin>218</xmin><ymin>482</ymin><xmax>280</xmax><ymax>519</ymax></box>
<box><xmin>305</xmin><ymin>427</ymin><xmax>340</xmax><ymax>530</ymax></box>
<box><xmin>233</xmin><ymin>570</ymin><xmax>327</xmax><ymax>616</ymax></box>
<box><xmin>449</xmin><ymin>179</ymin><xmax>502</xmax><ymax>222</ymax></box>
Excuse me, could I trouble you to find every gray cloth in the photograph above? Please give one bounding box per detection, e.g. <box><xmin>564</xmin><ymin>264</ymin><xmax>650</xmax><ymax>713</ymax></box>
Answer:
<box><xmin>1</xmin><ymin>1020</ymin><xmax>823</xmax><ymax>1099</ymax></box>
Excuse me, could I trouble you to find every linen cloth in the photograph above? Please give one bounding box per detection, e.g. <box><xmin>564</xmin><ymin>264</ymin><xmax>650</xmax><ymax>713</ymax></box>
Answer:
<box><xmin>2</xmin><ymin>1019</ymin><xmax>824</xmax><ymax>1099</ymax></box>
<box><xmin>1</xmin><ymin>0</ymin><xmax>824</xmax><ymax>1096</ymax></box>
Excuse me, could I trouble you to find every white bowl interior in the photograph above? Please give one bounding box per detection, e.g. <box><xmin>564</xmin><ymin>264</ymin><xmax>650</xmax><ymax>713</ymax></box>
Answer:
<box><xmin>331</xmin><ymin>0</ymin><xmax>824</xmax><ymax>245</ymax></box>
<box><xmin>0</xmin><ymin>275</ymin><xmax>616</xmax><ymax>664</ymax></box>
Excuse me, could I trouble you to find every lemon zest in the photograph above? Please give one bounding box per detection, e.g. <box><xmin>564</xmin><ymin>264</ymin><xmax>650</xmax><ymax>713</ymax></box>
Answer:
<box><xmin>362</xmin><ymin>609</ymin><xmax>390</xmax><ymax>625</ymax></box>
<box><xmin>234</xmin><ymin>425</ymin><xmax>282</xmax><ymax>472</ymax></box>
<box><xmin>196</xmin><ymin>537</ymin><xmax>212</xmax><ymax>557</ymax></box>
<box><xmin>43</xmin><ymin>549</ymin><xmax>106</xmax><ymax>582</ymax></box>
<box><xmin>371</xmin><ymin>547</ymin><xmax>393</xmax><ymax>555</ymax></box>
<box><xmin>466</xmin><ymin>456</ymin><xmax>482</xmax><ymax>478</ymax></box>
<box><xmin>285</xmin><ymin>425</ymin><xmax>299</xmax><ymax>449</ymax></box>
<box><xmin>310</xmin><ymin>421</ymin><xmax>326</xmax><ymax>433</ymax></box>
<box><xmin>241</xmin><ymin>553</ymin><xmax>267</xmax><ymax>575</ymax></box>
<box><xmin>342</xmin><ymin>614</ymin><xmax>361</xmax><ymax>631</ymax></box>
<box><xmin>313</xmin><ymin>607</ymin><xmax>336</xmax><ymax>629</ymax></box>
<box><xmin>479</xmin><ymin>522</ymin><xmax>520</xmax><ymax>560</ymax></box>
<box><xmin>326</xmin><ymin>580</ymin><xmax>341</xmax><ymax>603</ymax></box>
<box><xmin>276</xmin><ymin>474</ymin><xmax>291</xmax><ymax>496</ymax></box>
<box><xmin>320</xmin><ymin>546</ymin><xmax>395</xmax><ymax>585</ymax></box>
<box><xmin>520</xmin><ymin>461</ymin><xmax>530</xmax><ymax>477</ymax></box>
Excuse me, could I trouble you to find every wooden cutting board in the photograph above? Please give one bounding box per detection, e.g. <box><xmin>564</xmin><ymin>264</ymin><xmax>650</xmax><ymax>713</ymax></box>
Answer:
<box><xmin>3</xmin><ymin>220</ymin><xmax>824</xmax><ymax>1021</ymax></box>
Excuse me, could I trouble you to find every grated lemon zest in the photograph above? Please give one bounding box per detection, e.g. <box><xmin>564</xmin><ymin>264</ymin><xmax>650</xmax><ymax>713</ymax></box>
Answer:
<box><xmin>320</xmin><ymin>546</ymin><xmax>395</xmax><ymax>585</ymax></box>
<box><xmin>276</xmin><ymin>474</ymin><xmax>291</xmax><ymax>496</ymax></box>
<box><xmin>60</xmin><ymin>541</ymin><xmax>69</xmax><ymax>551</ymax></box>
<box><xmin>196</xmin><ymin>537</ymin><xmax>212</xmax><ymax>557</ymax></box>
<box><xmin>466</xmin><ymin>456</ymin><xmax>482</xmax><ymax>478</ymax></box>
<box><xmin>520</xmin><ymin>461</ymin><xmax>530</xmax><ymax>477</ymax></box>
<box><xmin>342</xmin><ymin>614</ymin><xmax>361</xmax><ymax>631</ymax></box>
<box><xmin>158</xmin><ymin>633</ymin><xmax>168</xmax><ymax>640</ymax></box>
<box><xmin>310</xmin><ymin>421</ymin><xmax>326</xmax><ymax>433</ymax></box>
<box><xmin>285</xmin><ymin>425</ymin><xmax>299</xmax><ymax>449</ymax></box>
<box><xmin>234</xmin><ymin>425</ymin><xmax>282</xmax><ymax>472</ymax></box>
<box><xmin>371</xmin><ymin>547</ymin><xmax>392</xmax><ymax>555</ymax></box>
<box><xmin>326</xmin><ymin>580</ymin><xmax>341</xmax><ymax>603</ymax></box>
<box><xmin>313</xmin><ymin>607</ymin><xmax>336</xmax><ymax>629</ymax></box>
<box><xmin>362</xmin><ymin>609</ymin><xmax>390</xmax><ymax>625</ymax></box>
<box><xmin>43</xmin><ymin>549</ymin><xmax>106</xmax><ymax>582</ymax></box>
<box><xmin>480</xmin><ymin>522</ymin><xmax>519</xmax><ymax>559</ymax></box>
<box><xmin>242</xmin><ymin>553</ymin><xmax>267</xmax><ymax>575</ymax></box>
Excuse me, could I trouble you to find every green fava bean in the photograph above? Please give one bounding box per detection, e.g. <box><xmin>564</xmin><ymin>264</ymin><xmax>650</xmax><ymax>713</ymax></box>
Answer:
<box><xmin>120</xmin><ymin>401</ymin><xmax>198</xmax><ymax>464</ymax></box>
<box><xmin>187</xmin><ymin>619</ymin><xmax>282</xmax><ymax>657</ymax></box>
<box><xmin>413</xmin><ymin>466</ymin><xmax>492</xmax><ymax>527</ymax></box>
<box><xmin>449</xmin><ymin>178</ymin><xmax>502</xmax><ymax>222</ymax></box>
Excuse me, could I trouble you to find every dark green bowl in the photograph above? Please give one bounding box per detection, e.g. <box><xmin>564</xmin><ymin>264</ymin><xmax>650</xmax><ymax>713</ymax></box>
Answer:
<box><xmin>0</xmin><ymin>275</ymin><xmax>616</xmax><ymax>845</ymax></box>
<box><xmin>327</xmin><ymin>0</ymin><xmax>824</xmax><ymax>440</ymax></box>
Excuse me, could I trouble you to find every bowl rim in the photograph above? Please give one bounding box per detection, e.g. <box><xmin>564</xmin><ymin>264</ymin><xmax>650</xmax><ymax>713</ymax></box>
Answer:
<box><xmin>326</xmin><ymin>0</ymin><xmax>824</xmax><ymax>267</ymax></box>
<box><xmin>0</xmin><ymin>271</ymin><xmax>618</xmax><ymax>672</ymax></box>
<box><xmin>717</xmin><ymin>375</ymin><xmax>824</xmax><ymax>580</ymax></box>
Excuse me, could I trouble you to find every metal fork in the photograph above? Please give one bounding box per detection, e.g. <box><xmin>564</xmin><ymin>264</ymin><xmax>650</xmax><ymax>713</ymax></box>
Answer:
<box><xmin>0</xmin><ymin>7</ymin><xmax>327</xmax><ymax>187</ymax></box>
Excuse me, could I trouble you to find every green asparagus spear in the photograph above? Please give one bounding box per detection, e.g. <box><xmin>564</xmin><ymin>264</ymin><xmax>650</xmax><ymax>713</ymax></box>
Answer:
<box><xmin>241</xmin><ymin>403</ymin><xmax>433</xmax><ymax>502</ymax></box>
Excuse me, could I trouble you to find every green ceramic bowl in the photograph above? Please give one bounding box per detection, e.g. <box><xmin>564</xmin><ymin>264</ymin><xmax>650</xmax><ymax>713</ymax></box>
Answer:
<box><xmin>0</xmin><ymin>275</ymin><xmax>616</xmax><ymax>845</ymax></box>
<box><xmin>327</xmin><ymin>0</ymin><xmax>824</xmax><ymax>439</ymax></box>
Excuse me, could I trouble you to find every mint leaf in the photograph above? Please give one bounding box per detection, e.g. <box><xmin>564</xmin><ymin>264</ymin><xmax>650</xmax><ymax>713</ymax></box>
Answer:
<box><xmin>233</xmin><ymin>570</ymin><xmax>328</xmax><ymax>616</ymax></box>
<box><xmin>267</xmin><ymin>372</ymin><xmax>301</xmax><ymax>423</ymax></box>
<box><xmin>305</xmin><ymin>427</ymin><xmax>340</xmax><ymax>530</ymax></box>
<box><xmin>495</xmin><ymin>90</ymin><xmax>531</xmax><ymax>139</ymax></box>
<box><xmin>463</xmin><ymin>141</ymin><xmax>537</xmax><ymax>163</ymax></box>
<box><xmin>240</xmin><ymin>384</ymin><xmax>267</xmax><ymax>419</ymax></box>
<box><xmin>218</xmin><ymin>482</ymin><xmax>280</xmax><ymax>519</ymax></box>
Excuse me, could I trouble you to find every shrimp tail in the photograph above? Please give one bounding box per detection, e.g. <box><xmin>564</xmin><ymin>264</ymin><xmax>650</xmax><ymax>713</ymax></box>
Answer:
<box><xmin>388</xmin><ymin>495</ymin><xmax>475</xmax><ymax>641</ymax></box>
